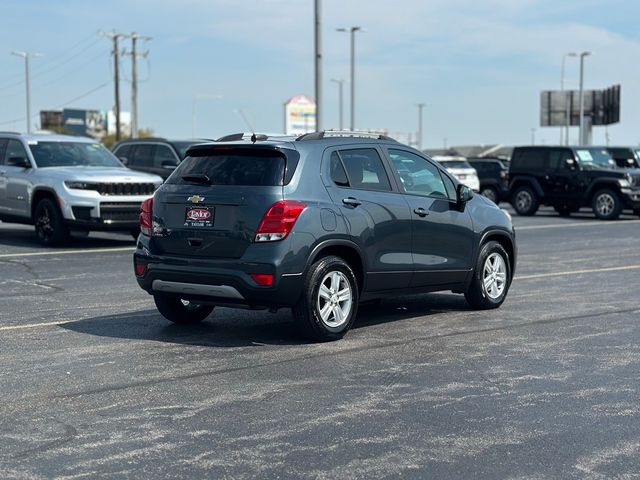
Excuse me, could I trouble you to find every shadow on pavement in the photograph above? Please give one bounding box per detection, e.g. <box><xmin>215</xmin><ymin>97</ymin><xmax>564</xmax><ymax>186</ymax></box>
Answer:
<box><xmin>0</xmin><ymin>222</ymin><xmax>134</xmax><ymax>249</ymax></box>
<box><xmin>60</xmin><ymin>293</ymin><xmax>470</xmax><ymax>347</ymax></box>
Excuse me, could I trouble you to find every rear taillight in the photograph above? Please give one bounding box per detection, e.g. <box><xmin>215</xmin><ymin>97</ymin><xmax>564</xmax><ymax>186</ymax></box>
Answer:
<box><xmin>250</xmin><ymin>274</ymin><xmax>274</xmax><ymax>286</ymax></box>
<box><xmin>254</xmin><ymin>200</ymin><xmax>306</xmax><ymax>242</ymax></box>
<box><xmin>140</xmin><ymin>197</ymin><xmax>153</xmax><ymax>236</ymax></box>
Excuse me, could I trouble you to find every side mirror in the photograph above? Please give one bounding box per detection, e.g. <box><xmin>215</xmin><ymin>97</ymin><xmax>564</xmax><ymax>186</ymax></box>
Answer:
<box><xmin>564</xmin><ymin>158</ymin><xmax>577</xmax><ymax>170</ymax></box>
<box><xmin>456</xmin><ymin>183</ymin><xmax>473</xmax><ymax>206</ymax></box>
<box><xmin>7</xmin><ymin>156</ymin><xmax>30</xmax><ymax>168</ymax></box>
<box><xmin>118</xmin><ymin>156</ymin><xmax>129</xmax><ymax>165</ymax></box>
<box><xmin>161</xmin><ymin>160</ymin><xmax>178</xmax><ymax>170</ymax></box>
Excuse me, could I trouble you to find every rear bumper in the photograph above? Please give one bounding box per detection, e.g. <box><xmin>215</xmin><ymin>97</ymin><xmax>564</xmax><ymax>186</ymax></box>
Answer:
<box><xmin>133</xmin><ymin>247</ymin><xmax>305</xmax><ymax>308</ymax></box>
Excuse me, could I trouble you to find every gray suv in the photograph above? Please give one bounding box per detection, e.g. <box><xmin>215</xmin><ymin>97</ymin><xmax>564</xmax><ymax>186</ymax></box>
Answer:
<box><xmin>0</xmin><ymin>133</ymin><xmax>163</xmax><ymax>245</ymax></box>
<box><xmin>134</xmin><ymin>131</ymin><xmax>517</xmax><ymax>341</ymax></box>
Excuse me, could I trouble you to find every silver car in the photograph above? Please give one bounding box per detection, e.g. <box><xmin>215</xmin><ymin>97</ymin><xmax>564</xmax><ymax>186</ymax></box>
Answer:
<box><xmin>0</xmin><ymin>133</ymin><xmax>163</xmax><ymax>245</ymax></box>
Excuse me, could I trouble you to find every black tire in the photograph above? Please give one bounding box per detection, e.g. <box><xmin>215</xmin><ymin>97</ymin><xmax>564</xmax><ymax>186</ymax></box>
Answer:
<box><xmin>465</xmin><ymin>241</ymin><xmax>511</xmax><ymax>310</ymax></box>
<box><xmin>130</xmin><ymin>227</ymin><xmax>141</xmax><ymax>240</ymax></box>
<box><xmin>34</xmin><ymin>198</ymin><xmax>70</xmax><ymax>246</ymax></box>
<box><xmin>592</xmin><ymin>189</ymin><xmax>622</xmax><ymax>220</ymax></box>
<box><xmin>511</xmin><ymin>185</ymin><xmax>539</xmax><ymax>216</ymax></box>
<box><xmin>153</xmin><ymin>295</ymin><xmax>214</xmax><ymax>324</ymax></box>
<box><xmin>480</xmin><ymin>186</ymin><xmax>499</xmax><ymax>204</ymax></box>
<box><xmin>292</xmin><ymin>255</ymin><xmax>359</xmax><ymax>342</ymax></box>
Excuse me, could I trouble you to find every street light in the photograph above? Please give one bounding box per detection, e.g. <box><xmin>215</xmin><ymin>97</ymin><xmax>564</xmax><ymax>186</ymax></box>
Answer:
<box><xmin>578</xmin><ymin>51</ymin><xmax>592</xmax><ymax>145</ymax></box>
<box><xmin>561</xmin><ymin>52</ymin><xmax>577</xmax><ymax>145</ymax></box>
<box><xmin>337</xmin><ymin>26</ymin><xmax>362</xmax><ymax>130</ymax></box>
<box><xmin>11</xmin><ymin>51</ymin><xmax>41</xmax><ymax>133</ymax></box>
<box><xmin>330</xmin><ymin>78</ymin><xmax>345</xmax><ymax>130</ymax></box>
<box><xmin>416</xmin><ymin>103</ymin><xmax>425</xmax><ymax>150</ymax></box>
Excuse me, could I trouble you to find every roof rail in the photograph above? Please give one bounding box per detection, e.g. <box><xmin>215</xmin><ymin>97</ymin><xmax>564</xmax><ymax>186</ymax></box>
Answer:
<box><xmin>118</xmin><ymin>137</ymin><xmax>169</xmax><ymax>143</ymax></box>
<box><xmin>0</xmin><ymin>131</ymin><xmax>21</xmax><ymax>135</ymax></box>
<box><xmin>216</xmin><ymin>132</ymin><xmax>293</xmax><ymax>142</ymax></box>
<box><xmin>296</xmin><ymin>130</ymin><xmax>396</xmax><ymax>141</ymax></box>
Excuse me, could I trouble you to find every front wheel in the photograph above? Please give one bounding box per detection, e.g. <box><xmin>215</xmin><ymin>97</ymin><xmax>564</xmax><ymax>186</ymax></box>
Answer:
<box><xmin>293</xmin><ymin>255</ymin><xmax>359</xmax><ymax>342</ymax></box>
<box><xmin>592</xmin><ymin>189</ymin><xmax>622</xmax><ymax>220</ymax></box>
<box><xmin>465</xmin><ymin>241</ymin><xmax>511</xmax><ymax>310</ymax></box>
<box><xmin>511</xmin><ymin>186</ymin><xmax>539</xmax><ymax>216</ymax></box>
<box><xmin>153</xmin><ymin>295</ymin><xmax>214</xmax><ymax>324</ymax></box>
<box><xmin>34</xmin><ymin>198</ymin><xmax>70</xmax><ymax>246</ymax></box>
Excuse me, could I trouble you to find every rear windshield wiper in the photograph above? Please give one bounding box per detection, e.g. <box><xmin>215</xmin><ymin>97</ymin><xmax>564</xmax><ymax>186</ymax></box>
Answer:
<box><xmin>181</xmin><ymin>173</ymin><xmax>211</xmax><ymax>185</ymax></box>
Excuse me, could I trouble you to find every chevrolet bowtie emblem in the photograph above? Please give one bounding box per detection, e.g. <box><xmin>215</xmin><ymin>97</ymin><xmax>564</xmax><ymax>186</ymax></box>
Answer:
<box><xmin>187</xmin><ymin>195</ymin><xmax>205</xmax><ymax>204</ymax></box>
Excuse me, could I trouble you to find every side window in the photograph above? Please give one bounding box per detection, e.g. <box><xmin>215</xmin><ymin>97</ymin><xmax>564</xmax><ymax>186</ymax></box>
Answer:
<box><xmin>130</xmin><ymin>144</ymin><xmax>154</xmax><ymax>167</ymax></box>
<box><xmin>441</xmin><ymin>173</ymin><xmax>457</xmax><ymax>201</ymax></box>
<box><xmin>330</xmin><ymin>152</ymin><xmax>349</xmax><ymax>187</ymax></box>
<box><xmin>338</xmin><ymin>148</ymin><xmax>391</xmax><ymax>191</ymax></box>
<box><xmin>388</xmin><ymin>149</ymin><xmax>448</xmax><ymax>198</ymax></box>
<box><xmin>549</xmin><ymin>149</ymin><xmax>574</xmax><ymax>170</ymax></box>
<box><xmin>4</xmin><ymin>140</ymin><xmax>29</xmax><ymax>165</ymax></box>
<box><xmin>514</xmin><ymin>148</ymin><xmax>546</xmax><ymax>170</ymax></box>
<box><xmin>114</xmin><ymin>144</ymin><xmax>131</xmax><ymax>159</ymax></box>
<box><xmin>0</xmin><ymin>139</ymin><xmax>8</xmax><ymax>165</ymax></box>
<box><xmin>153</xmin><ymin>145</ymin><xmax>179</xmax><ymax>169</ymax></box>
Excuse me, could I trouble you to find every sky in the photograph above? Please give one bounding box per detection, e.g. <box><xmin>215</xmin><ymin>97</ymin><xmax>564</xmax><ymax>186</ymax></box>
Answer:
<box><xmin>1</xmin><ymin>0</ymin><xmax>639</xmax><ymax>148</ymax></box>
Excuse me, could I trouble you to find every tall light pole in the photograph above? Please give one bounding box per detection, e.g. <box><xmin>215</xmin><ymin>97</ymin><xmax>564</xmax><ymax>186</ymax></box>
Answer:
<box><xmin>337</xmin><ymin>26</ymin><xmax>362</xmax><ymax>130</ymax></box>
<box><xmin>330</xmin><ymin>78</ymin><xmax>344</xmax><ymax>129</ymax></box>
<box><xmin>561</xmin><ymin>52</ymin><xmax>577</xmax><ymax>145</ymax></box>
<box><xmin>11</xmin><ymin>51</ymin><xmax>41</xmax><ymax>133</ymax></box>
<box><xmin>416</xmin><ymin>103</ymin><xmax>425</xmax><ymax>150</ymax></box>
<box><xmin>314</xmin><ymin>0</ymin><xmax>322</xmax><ymax>131</ymax></box>
<box><xmin>578</xmin><ymin>51</ymin><xmax>592</xmax><ymax>145</ymax></box>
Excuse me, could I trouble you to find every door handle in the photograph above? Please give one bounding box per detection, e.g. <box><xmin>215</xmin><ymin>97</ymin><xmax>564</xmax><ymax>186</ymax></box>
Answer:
<box><xmin>342</xmin><ymin>197</ymin><xmax>361</xmax><ymax>207</ymax></box>
<box><xmin>413</xmin><ymin>207</ymin><xmax>429</xmax><ymax>217</ymax></box>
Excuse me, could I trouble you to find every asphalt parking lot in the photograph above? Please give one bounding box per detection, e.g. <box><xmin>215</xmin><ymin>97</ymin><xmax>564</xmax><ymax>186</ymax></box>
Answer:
<box><xmin>1</xmin><ymin>206</ymin><xmax>640</xmax><ymax>479</ymax></box>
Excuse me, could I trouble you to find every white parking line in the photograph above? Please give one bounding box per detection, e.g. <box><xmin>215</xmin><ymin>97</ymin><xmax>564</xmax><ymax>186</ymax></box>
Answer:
<box><xmin>516</xmin><ymin>219</ymin><xmax>640</xmax><ymax>230</ymax></box>
<box><xmin>0</xmin><ymin>319</ymin><xmax>80</xmax><ymax>331</ymax></box>
<box><xmin>0</xmin><ymin>247</ymin><xmax>133</xmax><ymax>259</ymax></box>
<box><xmin>517</xmin><ymin>264</ymin><xmax>640</xmax><ymax>280</ymax></box>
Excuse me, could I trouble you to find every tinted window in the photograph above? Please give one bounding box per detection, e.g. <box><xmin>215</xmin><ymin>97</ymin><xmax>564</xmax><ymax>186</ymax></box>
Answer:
<box><xmin>388</xmin><ymin>149</ymin><xmax>447</xmax><ymax>198</ymax></box>
<box><xmin>338</xmin><ymin>148</ymin><xmax>391</xmax><ymax>191</ymax></box>
<box><xmin>441</xmin><ymin>172</ymin><xmax>457</xmax><ymax>201</ymax></box>
<box><xmin>153</xmin><ymin>145</ymin><xmax>178</xmax><ymax>168</ymax></box>
<box><xmin>28</xmin><ymin>141</ymin><xmax>122</xmax><ymax>168</ymax></box>
<box><xmin>5</xmin><ymin>139</ymin><xmax>29</xmax><ymax>165</ymax></box>
<box><xmin>330</xmin><ymin>152</ymin><xmax>349</xmax><ymax>187</ymax></box>
<box><xmin>172</xmin><ymin>141</ymin><xmax>199</xmax><ymax>159</ymax></box>
<box><xmin>169</xmin><ymin>151</ymin><xmax>285</xmax><ymax>186</ymax></box>
<box><xmin>0</xmin><ymin>139</ymin><xmax>8</xmax><ymax>165</ymax></box>
<box><xmin>549</xmin><ymin>148</ymin><xmax>574</xmax><ymax>170</ymax></box>
<box><xmin>512</xmin><ymin>148</ymin><xmax>546</xmax><ymax>170</ymax></box>
<box><xmin>114</xmin><ymin>144</ymin><xmax>131</xmax><ymax>159</ymax></box>
<box><xmin>131</xmin><ymin>144</ymin><xmax>154</xmax><ymax>167</ymax></box>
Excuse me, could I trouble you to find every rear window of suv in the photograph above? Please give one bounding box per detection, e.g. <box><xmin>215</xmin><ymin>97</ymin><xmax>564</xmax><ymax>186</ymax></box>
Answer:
<box><xmin>168</xmin><ymin>150</ymin><xmax>286</xmax><ymax>186</ymax></box>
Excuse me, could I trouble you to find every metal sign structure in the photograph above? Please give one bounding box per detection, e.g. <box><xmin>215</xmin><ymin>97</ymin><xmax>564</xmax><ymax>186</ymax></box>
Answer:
<box><xmin>540</xmin><ymin>84</ymin><xmax>620</xmax><ymax>127</ymax></box>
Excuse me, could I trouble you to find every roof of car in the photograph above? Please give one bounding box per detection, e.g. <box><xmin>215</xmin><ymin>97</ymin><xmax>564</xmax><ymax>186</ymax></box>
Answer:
<box><xmin>0</xmin><ymin>133</ymin><xmax>97</xmax><ymax>143</ymax></box>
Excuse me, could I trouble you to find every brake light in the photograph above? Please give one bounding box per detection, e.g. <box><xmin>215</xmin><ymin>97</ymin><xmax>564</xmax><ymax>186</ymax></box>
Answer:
<box><xmin>134</xmin><ymin>262</ymin><xmax>147</xmax><ymax>276</ymax></box>
<box><xmin>254</xmin><ymin>200</ymin><xmax>306</xmax><ymax>242</ymax></box>
<box><xmin>251</xmin><ymin>274</ymin><xmax>274</xmax><ymax>286</ymax></box>
<box><xmin>140</xmin><ymin>197</ymin><xmax>153</xmax><ymax>236</ymax></box>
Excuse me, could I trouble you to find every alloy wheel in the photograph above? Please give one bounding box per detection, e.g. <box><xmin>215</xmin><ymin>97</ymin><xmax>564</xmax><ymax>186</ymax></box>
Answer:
<box><xmin>316</xmin><ymin>271</ymin><xmax>353</xmax><ymax>328</ymax></box>
<box><xmin>595</xmin><ymin>193</ymin><xmax>615</xmax><ymax>217</ymax></box>
<box><xmin>515</xmin><ymin>190</ymin><xmax>532</xmax><ymax>212</ymax></box>
<box><xmin>483</xmin><ymin>253</ymin><xmax>507</xmax><ymax>300</ymax></box>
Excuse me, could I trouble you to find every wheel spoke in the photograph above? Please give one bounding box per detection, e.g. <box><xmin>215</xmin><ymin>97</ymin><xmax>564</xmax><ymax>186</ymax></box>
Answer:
<box><xmin>319</xmin><ymin>283</ymin><xmax>332</xmax><ymax>300</ymax></box>
<box><xmin>337</xmin><ymin>288</ymin><xmax>351</xmax><ymax>302</ymax></box>
<box><xmin>319</xmin><ymin>302</ymin><xmax>332</xmax><ymax>321</ymax></box>
<box><xmin>331</xmin><ymin>272</ymin><xmax>341</xmax><ymax>291</ymax></box>
<box><xmin>332</xmin><ymin>305</ymin><xmax>344</xmax><ymax>325</ymax></box>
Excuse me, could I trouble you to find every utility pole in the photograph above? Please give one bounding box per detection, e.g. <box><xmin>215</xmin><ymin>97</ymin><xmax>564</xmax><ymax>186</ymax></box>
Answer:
<box><xmin>11</xmin><ymin>51</ymin><xmax>41</xmax><ymax>133</ymax></box>
<box><xmin>330</xmin><ymin>79</ymin><xmax>344</xmax><ymax>129</ymax></box>
<box><xmin>337</xmin><ymin>26</ymin><xmax>362</xmax><ymax>130</ymax></box>
<box><xmin>561</xmin><ymin>52</ymin><xmax>577</xmax><ymax>145</ymax></box>
<box><xmin>125</xmin><ymin>32</ymin><xmax>151</xmax><ymax>139</ymax></box>
<box><xmin>578</xmin><ymin>51</ymin><xmax>592</xmax><ymax>146</ymax></box>
<box><xmin>314</xmin><ymin>0</ymin><xmax>322</xmax><ymax>131</ymax></box>
<box><xmin>416</xmin><ymin>103</ymin><xmax>425</xmax><ymax>150</ymax></box>
<box><xmin>531</xmin><ymin>128</ymin><xmax>536</xmax><ymax>145</ymax></box>
<box><xmin>99</xmin><ymin>30</ymin><xmax>129</xmax><ymax>141</ymax></box>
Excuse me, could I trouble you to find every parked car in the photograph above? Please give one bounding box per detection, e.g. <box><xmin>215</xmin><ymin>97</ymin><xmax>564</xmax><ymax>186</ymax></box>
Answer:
<box><xmin>112</xmin><ymin>137</ymin><xmax>209</xmax><ymax>180</ymax></box>
<box><xmin>0</xmin><ymin>133</ymin><xmax>163</xmax><ymax>245</ymax></box>
<box><xmin>467</xmin><ymin>157</ymin><xmax>510</xmax><ymax>204</ymax></box>
<box><xmin>134</xmin><ymin>131</ymin><xmax>516</xmax><ymax>341</ymax></box>
<box><xmin>509</xmin><ymin>146</ymin><xmax>640</xmax><ymax>220</ymax></box>
<box><xmin>605</xmin><ymin>147</ymin><xmax>640</xmax><ymax>169</ymax></box>
<box><xmin>432</xmin><ymin>156</ymin><xmax>480</xmax><ymax>192</ymax></box>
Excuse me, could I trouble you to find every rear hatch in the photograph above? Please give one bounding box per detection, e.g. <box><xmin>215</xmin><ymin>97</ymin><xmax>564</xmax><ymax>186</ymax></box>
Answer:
<box><xmin>152</xmin><ymin>145</ymin><xmax>298</xmax><ymax>258</ymax></box>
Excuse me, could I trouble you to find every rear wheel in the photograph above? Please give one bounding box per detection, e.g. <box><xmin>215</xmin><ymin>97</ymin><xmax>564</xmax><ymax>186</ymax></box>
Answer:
<box><xmin>480</xmin><ymin>186</ymin><xmax>499</xmax><ymax>204</ymax></box>
<box><xmin>511</xmin><ymin>185</ymin><xmax>539</xmax><ymax>216</ymax></box>
<box><xmin>592</xmin><ymin>189</ymin><xmax>622</xmax><ymax>220</ymax></box>
<box><xmin>153</xmin><ymin>295</ymin><xmax>214</xmax><ymax>324</ymax></box>
<box><xmin>465</xmin><ymin>241</ymin><xmax>511</xmax><ymax>310</ymax></box>
<box><xmin>293</xmin><ymin>255</ymin><xmax>359</xmax><ymax>342</ymax></box>
<box><xmin>34</xmin><ymin>198</ymin><xmax>69</xmax><ymax>246</ymax></box>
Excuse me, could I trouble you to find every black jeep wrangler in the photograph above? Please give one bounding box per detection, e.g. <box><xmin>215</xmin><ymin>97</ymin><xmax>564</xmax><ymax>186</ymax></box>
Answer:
<box><xmin>509</xmin><ymin>146</ymin><xmax>640</xmax><ymax>220</ymax></box>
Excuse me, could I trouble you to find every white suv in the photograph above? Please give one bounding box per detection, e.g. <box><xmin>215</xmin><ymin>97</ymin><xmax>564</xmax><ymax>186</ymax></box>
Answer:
<box><xmin>0</xmin><ymin>133</ymin><xmax>163</xmax><ymax>245</ymax></box>
<box><xmin>432</xmin><ymin>156</ymin><xmax>480</xmax><ymax>192</ymax></box>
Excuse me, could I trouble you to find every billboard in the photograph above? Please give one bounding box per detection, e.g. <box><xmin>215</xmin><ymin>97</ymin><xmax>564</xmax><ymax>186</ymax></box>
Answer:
<box><xmin>285</xmin><ymin>95</ymin><xmax>316</xmax><ymax>135</ymax></box>
<box><xmin>540</xmin><ymin>85</ymin><xmax>621</xmax><ymax>127</ymax></box>
<box><xmin>62</xmin><ymin>109</ymin><xmax>108</xmax><ymax>139</ymax></box>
